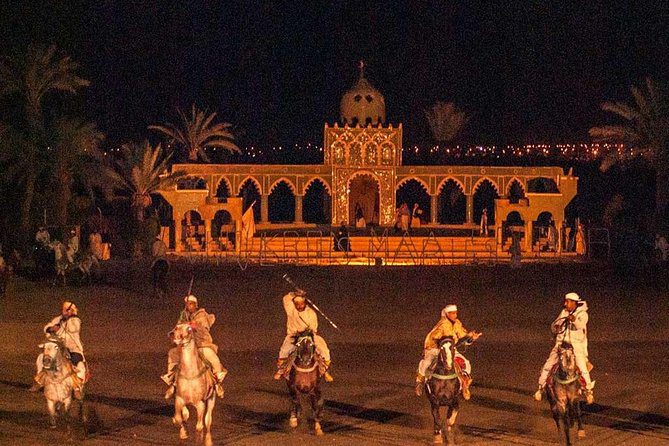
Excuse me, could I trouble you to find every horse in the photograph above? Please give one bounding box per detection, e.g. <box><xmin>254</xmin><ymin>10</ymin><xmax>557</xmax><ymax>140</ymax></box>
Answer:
<box><xmin>545</xmin><ymin>342</ymin><xmax>585</xmax><ymax>445</ymax></box>
<box><xmin>424</xmin><ymin>337</ymin><xmax>468</xmax><ymax>445</ymax></box>
<box><xmin>49</xmin><ymin>241</ymin><xmax>71</xmax><ymax>286</ymax></box>
<box><xmin>38</xmin><ymin>337</ymin><xmax>87</xmax><ymax>432</ymax></box>
<box><xmin>170</xmin><ymin>323</ymin><xmax>217</xmax><ymax>446</ymax></box>
<box><xmin>286</xmin><ymin>331</ymin><xmax>324</xmax><ymax>436</ymax></box>
<box><xmin>75</xmin><ymin>253</ymin><xmax>99</xmax><ymax>284</ymax></box>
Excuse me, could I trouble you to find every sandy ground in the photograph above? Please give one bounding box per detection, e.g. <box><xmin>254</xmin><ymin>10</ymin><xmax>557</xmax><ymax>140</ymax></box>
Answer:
<box><xmin>0</xmin><ymin>261</ymin><xmax>668</xmax><ymax>445</ymax></box>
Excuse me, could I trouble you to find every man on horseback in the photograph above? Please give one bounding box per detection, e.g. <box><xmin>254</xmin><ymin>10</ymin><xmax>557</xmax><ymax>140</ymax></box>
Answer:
<box><xmin>534</xmin><ymin>292</ymin><xmax>595</xmax><ymax>404</ymax></box>
<box><xmin>30</xmin><ymin>301</ymin><xmax>86</xmax><ymax>398</ymax></box>
<box><xmin>162</xmin><ymin>295</ymin><xmax>227</xmax><ymax>399</ymax></box>
<box><xmin>273</xmin><ymin>289</ymin><xmax>333</xmax><ymax>382</ymax></box>
<box><xmin>416</xmin><ymin>304</ymin><xmax>482</xmax><ymax>399</ymax></box>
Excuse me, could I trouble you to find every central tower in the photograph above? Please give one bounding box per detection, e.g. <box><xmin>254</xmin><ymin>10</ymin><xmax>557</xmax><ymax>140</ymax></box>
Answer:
<box><xmin>324</xmin><ymin>62</ymin><xmax>402</xmax><ymax>226</ymax></box>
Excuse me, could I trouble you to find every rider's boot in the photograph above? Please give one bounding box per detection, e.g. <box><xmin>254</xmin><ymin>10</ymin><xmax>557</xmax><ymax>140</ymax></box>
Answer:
<box><xmin>29</xmin><ymin>372</ymin><xmax>45</xmax><ymax>392</ymax></box>
<box><xmin>273</xmin><ymin>358</ymin><xmax>287</xmax><ymax>380</ymax></box>
<box><xmin>534</xmin><ymin>385</ymin><xmax>544</xmax><ymax>402</ymax></box>
<box><xmin>215</xmin><ymin>370</ymin><xmax>227</xmax><ymax>398</ymax></box>
<box><xmin>461</xmin><ymin>374</ymin><xmax>472</xmax><ymax>401</ymax></box>
<box><xmin>584</xmin><ymin>380</ymin><xmax>595</xmax><ymax>404</ymax></box>
<box><xmin>162</xmin><ymin>366</ymin><xmax>177</xmax><ymax>399</ymax></box>
<box><xmin>71</xmin><ymin>373</ymin><xmax>84</xmax><ymax>400</ymax></box>
<box><xmin>415</xmin><ymin>374</ymin><xmax>425</xmax><ymax>397</ymax></box>
<box><xmin>164</xmin><ymin>385</ymin><xmax>175</xmax><ymax>400</ymax></box>
<box><xmin>323</xmin><ymin>360</ymin><xmax>334</xmax><ymax>383</ymax></box>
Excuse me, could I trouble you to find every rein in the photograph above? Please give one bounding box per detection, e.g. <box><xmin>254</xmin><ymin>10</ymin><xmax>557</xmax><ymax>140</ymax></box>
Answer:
<box><xmin>294</xmin><ymin>363</ymin><xmax>318</xmax><ymax>373</ymax></box>
<box><xmin>431</xmin><ymin>372</ymin><xmax>458</xmax><ymax>380</ymax></box>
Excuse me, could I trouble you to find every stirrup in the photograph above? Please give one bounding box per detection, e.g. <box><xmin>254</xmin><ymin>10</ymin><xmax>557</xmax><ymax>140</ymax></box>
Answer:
<box><xmin>323</xmin><ymin>371</ymin><xmax>334</xmax><ymax>383</ymax></box>
<box><xmin>534</xmin><ymin>388</ymin><xmax>543</xmax><ymax>402</ymax></box>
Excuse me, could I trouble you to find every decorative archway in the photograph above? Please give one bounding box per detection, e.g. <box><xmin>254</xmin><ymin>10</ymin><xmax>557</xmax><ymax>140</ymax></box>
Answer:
<box><xmin>177</xmin><ymin>176</ymin><xmax>207</xmax><ymax>190</ymax></box>
<box><xmin>238</xmin><ymin>178</ymin><xmax>261</xmax><ymax>222</ymax></box>
<box><xmin>348</xmin><ymin>173</ymin><xmax>379</xmax><ymax>225</ymax></box>
<box><xmin>533</xmin><ymin>211</ymin><xmax>555</xmax><ymax>248</ymax></box>
<box><xmin>216</xmin><ymin>177</ymin><xmax>232</xmax><ymax>202</ymax></box>
<box><xmin>181</xmin><ymin>210</ymin><xmax>204</xmax><ymax>246</ymax></box>
<box><xmin>212</xmin><ymin>210</ymin><xmax>232</xmax><ymax>238</ymax></box>
<box><xmin>507</xmin><ymin>179</ymin><xmax>525</xmax><ymax>203</ymax></box>
<box><xmin>473</xmin><ymin>179</ymin><xmax>499</xmax><ymax>225</ymax></box>
<box><xmin>268</xmin><ymin>180</ymin><xmax>296</xmax><ymax>223</ymax></box>
<box><xmin>396</xmin><ymin>178</ymin><xmax>431</xmax><ymax>224</ymax></box>
<box><xmin>437</xmin><ymin>179</ymin><xmax>466</xmax><ymax>224</ymax></box>
<box><xmin>304</xmin><ymin>179</ymin><xmax>331</xmax><ymax>224</ymax></box>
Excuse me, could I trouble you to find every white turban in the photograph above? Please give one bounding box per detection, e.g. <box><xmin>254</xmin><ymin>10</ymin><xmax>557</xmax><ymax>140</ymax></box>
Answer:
<box><xmin>565</xmin><ymin>292</ymin><xmax>580</xmax><ymax>302</ymax></box>
<box><xmin>184</xmin><ymin>295</ymin><xmax>198</xmax><ymax>304</ymax></box>
<box><xmin>441</xmin><ymin>304</ymin><xmax>458</xmax><ymax>317</ymax></box>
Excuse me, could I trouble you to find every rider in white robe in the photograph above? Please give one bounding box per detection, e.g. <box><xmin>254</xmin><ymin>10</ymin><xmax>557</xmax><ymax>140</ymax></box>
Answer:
<box><xmin>535</xmin><ymin>292</ymin><xmax>595</xmax><ymax>404</ymax></box>
<box><xmin>273</xmin><ymin>290</ymin><xmax>332</xmax><ymax>382</ymax></box>
<box><xmin>31</xmin><ymin>302</ymin><xmax>86</xmax><ymax>398</ymax></box>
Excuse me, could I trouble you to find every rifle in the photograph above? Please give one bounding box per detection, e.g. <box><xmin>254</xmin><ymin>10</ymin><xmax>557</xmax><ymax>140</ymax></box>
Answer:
<box><xmin>282</xmin><ymin>273</ymin><xmax>339</xmax><ymax>330</ymax></box>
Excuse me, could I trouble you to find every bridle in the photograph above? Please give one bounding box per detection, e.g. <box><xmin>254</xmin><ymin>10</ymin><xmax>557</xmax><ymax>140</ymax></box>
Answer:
<box><xmin>432</xmin><ymin>339</ymin><xmax>458</xmax><ymax>381</ymax></box>
<box><xmin>294</xmin><ymin>335</ymin><xmax>317</xmax><ymax>373</ymax></box>
<box><xmin>555</xmin><ymin>343</ymin><xmax>579</xmax><ymax>385</ymax></box>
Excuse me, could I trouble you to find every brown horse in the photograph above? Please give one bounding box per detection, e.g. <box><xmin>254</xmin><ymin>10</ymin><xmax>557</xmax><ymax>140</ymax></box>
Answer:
<box><xmin>170</xmin><ymin>324</ymin><xmax>217</xmax><ymax>446</ymax></box>
<box><xmin>545</xmin><ymin>342</ymin><xmax>585</xmax><ymax>445</ymax></box>
<box><xmin>286</xmin><ymin>331</ymin><xmax>324</xmax><ymax>436</ymax></box>
<box><xmin>424</xmin><ymin>337</ymin><xmax>472</xmax><ymax>445</ymax></box>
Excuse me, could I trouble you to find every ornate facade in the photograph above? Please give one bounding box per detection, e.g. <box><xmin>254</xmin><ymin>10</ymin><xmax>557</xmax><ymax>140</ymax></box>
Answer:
<box><xmin>158</xmin><ymin>68</ymin><xmax>578</xmax><ymax>253</ymax></box>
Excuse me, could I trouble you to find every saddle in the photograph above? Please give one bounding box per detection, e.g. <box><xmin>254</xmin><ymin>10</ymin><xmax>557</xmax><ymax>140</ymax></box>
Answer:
<box><xmin>546</xmin><ymin>363</ymin><xmax>586</xmax><ymax>388</ymax></box>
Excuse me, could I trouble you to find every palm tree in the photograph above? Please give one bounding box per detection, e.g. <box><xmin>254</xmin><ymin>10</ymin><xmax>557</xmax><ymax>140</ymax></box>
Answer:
<box><xmin>0</xmin><ymin>44</ymin><xmax>89</xmax><ymax>232</ymax></box>
<box><xmin>51</xmin><ymin>118</ymin><xmax>105</xmax><ymax>226</ymax></box>
<box><xmin>425</xmin><ymin>101</ymin><xmax>470</xmax><ymax>146</ymax></box>
<box><xmin>95</xmin><ymin>141</ymin><xmax>185</xmax><ymax>222</ymax></box>
<box><xmin>589</xmin><ymin>78</ymin><xmax>669</xmax><ymax>221</ymax></box>
<box><xmin>149</xmin><ymin>105</ymin><xmax>240</xmax><ymax>162</ymax></box>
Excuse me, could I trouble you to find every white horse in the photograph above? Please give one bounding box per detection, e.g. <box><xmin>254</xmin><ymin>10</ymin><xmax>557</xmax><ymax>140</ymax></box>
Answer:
<box><xmin>38</xmin><ymin>337</ymin><xmax>86</xmax><ymax>430</ymax></box>
<box><xmin>49</xmin><ymin>241</ymin><xmax>70</xmax><ymax>285</ymax></box>
<box><xmin>170</xmin><ymin>323</ymin><xmax>217</xmax><ymax>445</ymax></box>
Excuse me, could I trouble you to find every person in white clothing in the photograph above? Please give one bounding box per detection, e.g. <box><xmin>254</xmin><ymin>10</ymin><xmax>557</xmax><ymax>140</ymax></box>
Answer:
<box><xmin>30</xmin><ymin>301</ymin><xmax>86</xmax><ymax>398</ymax></box>
<box><xmin>534</xmin><ymin>292</ymin><xmax>595</xmax><ymax>404</ymax></box>
<box><xmin>273</xmin><ymin>289</ymin><xmax>333</xmax><ymax>382</ymax></box>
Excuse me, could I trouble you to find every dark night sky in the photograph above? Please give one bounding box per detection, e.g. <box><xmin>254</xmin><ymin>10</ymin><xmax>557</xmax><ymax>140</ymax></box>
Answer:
<box><xmin>2</xmin><ymin>1</ymin><xmax>668</xmax><ymax>148</ymax></box>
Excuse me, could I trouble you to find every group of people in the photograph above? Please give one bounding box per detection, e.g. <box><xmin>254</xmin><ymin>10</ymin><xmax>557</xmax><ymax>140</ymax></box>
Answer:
<box><xmin>415</xmin><ymin>292</ymin><xmax>595</xmax><ymax>404</ymax></box>
<box><xmin>394</xmin><ymin>203</ymin><xmax>423</xmax><ymax>233</ymax></box>
<box><xmin>31</xmin><ymin>289</ymin><xmax>595</xmax><ymax>412</ymax></box>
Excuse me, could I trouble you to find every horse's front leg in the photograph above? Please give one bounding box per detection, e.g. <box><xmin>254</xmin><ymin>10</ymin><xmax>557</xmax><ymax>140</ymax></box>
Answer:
<box><xmin>446</xmin><ymin>403</ymin><xmax>459</xmax><ymax>446</ymax></box>
<box><xmin>173</xmin><ymin>397</ymin><xmax>188</xmax><ymax>440</ymax></box>
<box><xmin>310</xmin><ymin>387</ymin><xmax>324</xmax><ymax>436</ymax></box>
<box><xmin>287</xmin><ymin>382</ymin><xmax>300</xmax><ymax>428</ymax></box>
<box><xmin>430</xmin><ymin>401</ymin><xmax>443</xmax><ymax>444</ymax></box>
<box><xmin>46</xmin><ymin>399</ymin><xmax>57</xmax><ymax>428</ymax></box>
<box><xmin>556</xmin><ymin>402</ymin><xmax>571</xmax><ymax>446</ymax></box>
<box><xmin>195</xmin><ymin>400</ymin><xmax>206</xmax><ymax>433</ymax></box>
<box><xmin>573</xmin><ymin>400</ymin><xmax>585</xmax><ymax>438</ymax></box>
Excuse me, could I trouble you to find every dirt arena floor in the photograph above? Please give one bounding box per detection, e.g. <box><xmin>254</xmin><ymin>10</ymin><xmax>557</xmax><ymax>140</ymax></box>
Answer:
<box><xmin>1</xmin><ymin>261</ymin><xmax>668</xmax><ymax>445</ymax></box>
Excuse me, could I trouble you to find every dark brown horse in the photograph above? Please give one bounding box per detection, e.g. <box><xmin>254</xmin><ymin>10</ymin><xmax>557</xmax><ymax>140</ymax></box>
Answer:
<box><xmin>545</xmin><ymin>342</ymin><xmax>585</xmax><ymax>445</ymax></box>
<box><xmin>286</xmin><ymin>331</ymin><xmax>324</xmax><ymax>436</ymax></box>
<box><xmin>425</xmin><ymin>337</ymin><xmax>468</xmax><ymax>445</ymax></box>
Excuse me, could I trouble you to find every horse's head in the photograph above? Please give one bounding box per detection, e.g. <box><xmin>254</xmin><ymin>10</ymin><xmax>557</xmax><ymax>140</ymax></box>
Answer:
<box><xmin>40</xmin><ymin>337</ymin><xmax>65</xmax><ymax>371</ymax></box>
<box><xmin>557</xmin><ymin>342</ymin><xmax>577</xmax><ymax>376</ymax></box>
<box><xmin>437</xmin><ymin>336</ymin><xmax>456</xmax><ymax>372</ymax></box>
<box><xmin>294</xmin><ymin>331</ymin><xmax>315</xmax><ymax>366</ymax></box>
<box><xmin>170</xmin><ymin>323</ymin><xmax>194</xmax><ymax>347</ymax></box>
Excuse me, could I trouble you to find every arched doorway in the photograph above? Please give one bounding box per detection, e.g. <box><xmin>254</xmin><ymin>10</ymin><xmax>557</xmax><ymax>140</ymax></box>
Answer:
<box><xmin>212</xmin><ymin>210</ymin><xmax>232</xmax><ymax>238</ymax></box>
<box><xmin>438</xmin><ymin>180</ymin><xmax>466</xmax><ymax>224</ymax></box>
<box><xmin>304</xmin><ymin>179</ymin><xmax>331</xmax><ymax>224</ymax></box>
<box><xmin>268</xmin><ymin>181</ymin><xmax>295</xmax><ymax>223</ymax></box>
<box><xmin>473</xmin><ymin>180</ymin><xmax>499</xmax><ymax>226</ymax></box>
<box><xmin>348</xmin><ymin>174</ymin><xmax>379</xmax><ymax>226</ymax></box>
<box><xmin>181</xmin><ymin>210</ymin><xmax>204</xmax><ymax>250</ymax></box>
<box><xmin>396</xmin><ymin>179</ymin><xmax>431</xmax><ymax>225</ymax></box>
<box><xmin>216</xmin><ymin>178</ymin><xmax>231</xmax><ymax>202</ymax></box>
<box><xmin>533</xmin><ymin>211</ymin><xmax>555</xmax><ymax>250</ymax></box>
<box><xmin>503</xmin><ymin>211</ymin><xmax>525</xmax><ymax>247</ymax></box>
<box><xmin>238</xmin><ymin>179</ymin><xmax>261</xmax><ymax>222</ymax></box>
<box><xmin>508</xmin><ymin>180</ymin><xmax>525</xmax><ymax>204</ymax></box>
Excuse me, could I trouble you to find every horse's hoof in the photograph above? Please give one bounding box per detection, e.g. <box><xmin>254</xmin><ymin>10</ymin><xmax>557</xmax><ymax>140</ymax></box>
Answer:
<box><xmin>171</xmin><ymin>417</ymin><xmax>178</xmax><ymax>426</ymax></box>
<box><xmin>578</xmin><ymin>429</ymin><xmax>586</xmax><ymax>438</ymax></box>
<box><xmin>289</xmin><ymin>417</ymin><xmax>298</xmax><ymax>428</ymax></box>
<box><xmin>433</xmin><ymin>433</ymin><xmax>444</xmax><ymax>444</ymax></box>
<box><xmin>314</xmin><ymin>422</ymin><xmax>324</xmax><ymax>436</ymax></box>
<box><xmin>179</xmin><ymin>429</ymin><xmax>188</xmax><ymax>440</ymax></box>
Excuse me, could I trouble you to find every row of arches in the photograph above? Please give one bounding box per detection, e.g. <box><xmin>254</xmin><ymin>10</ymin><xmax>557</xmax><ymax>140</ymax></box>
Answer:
<box><xmin>177</xmin><ymin>174</ymin><xmax>559</xmax><ymax>197</ymax></box>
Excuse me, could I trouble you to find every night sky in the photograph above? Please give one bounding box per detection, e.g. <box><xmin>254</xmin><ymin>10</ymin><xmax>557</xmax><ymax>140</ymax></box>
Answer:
<box><xmin>2</xmin><ymin>1</ymin><xmax>667</xmax><ymax>149</ymax></box>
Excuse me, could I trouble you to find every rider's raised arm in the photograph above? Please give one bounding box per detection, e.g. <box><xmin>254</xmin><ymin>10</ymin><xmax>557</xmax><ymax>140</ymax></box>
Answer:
<box><xmin>282</xmin><ymin>292</ymin><xmax>294</xmax><ymax>314</ymax></box>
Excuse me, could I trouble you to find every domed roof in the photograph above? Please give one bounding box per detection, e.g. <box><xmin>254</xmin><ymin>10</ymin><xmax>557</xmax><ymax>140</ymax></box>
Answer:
<box><xmin>340</xmin><ymin>62</ymin><xmax>386</xmax><ymax>126</ymax></box>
